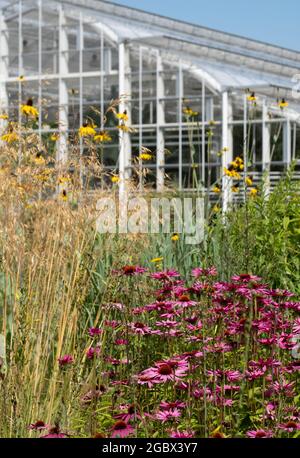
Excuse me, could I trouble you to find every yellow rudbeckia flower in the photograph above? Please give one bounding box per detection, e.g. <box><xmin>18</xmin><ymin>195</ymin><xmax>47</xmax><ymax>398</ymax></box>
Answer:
<box><xmin>58</xmin><ymin>176</ymin><xmax>71</xmax><ymax>185</ymax></box>
<box><xmin>1</xmin><ymin>132</ymin><xmax>19</xmax><ymax>143</ymax></box>
<box><xmin>79</xmin><ymin>124</ymin><xmax>96</xmax><ymax>137</ymax></box>
<box><xmin>116</xmin><ymin>111</ymin><xmax>129</xmax><ymax>122</ymax></box>
<box><xmin>32</xmin><ymin>151</ymin><xmax>46</xmax><ymax>165</ymax></box>
<box><xmin>21</xmin><ymin>99</ymin><xmax>39</xmax><ymax>118</ymax></box>
<box><xmin>94</xmin><ymin>131</ymin><xmax>112</xmax><ymax>143</ymax></box>
<box><xmin>37</xmin><ymin>169</ymin><xmax>52</xmax><ymax>182</ymax></box>
<box><xmin>212</xmin><ymin>185</ymin><xmax>221</xmax><ymax>194</ymax></box>
<box><xmin>247</xmin><ymin>92</ymin><xmax>257</xmax><ymax>102</ymax></box>
<box><xmin>60</xmin><ymin>189</ymin><xmax>68</xmax><ymax>201</ymax></box>
<box><xmin>245</xmin><ymin>176</ymin><xmax>253</xmax><ymax>186</ymax></box>
<box><xmin>51</xmin><ymin>133</ymin><xmax>59</xmax><ymax>141</ymax></box>
<box><xmin>118</xmin><ymin>124</ymin><xmax>131</xmax><ymax>132</ymax></box>
<box><xmin>224</xmin><ymin>168</ymin><xmax>241</xmax><ymax>180</ymax></box>
<box><xmin>150</xmin><ymin>257</ymin><xmax>164</xmax><ymax>263</ymax></box>
<box><xmin>183</xmin><ymin>107</ymin><xmax>199</xmax><ymax>117</ymax></box>
<box><xmin>249</xmin><ymin>188</ymin><xmax>258</xmax><ymax>197</ymax></box>
<box><xmin>278</xmin><ymin>98</ymin><xmax>288</xmax><ymax>109</ymax></box>
<box><xmin>139</xmin><ymin>153</ymin><xmax>152</xmax><ymax>161</ymax></box>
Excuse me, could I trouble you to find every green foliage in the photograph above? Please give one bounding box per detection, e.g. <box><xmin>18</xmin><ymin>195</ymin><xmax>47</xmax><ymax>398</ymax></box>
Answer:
<box><xmin>206</xmin><ymin>170</ymin><xmax>300</xmax><ymax>292</ymax></box>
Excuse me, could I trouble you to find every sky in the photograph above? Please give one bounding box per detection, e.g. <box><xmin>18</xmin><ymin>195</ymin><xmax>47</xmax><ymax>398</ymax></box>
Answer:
<box><xmin>114</xmin><ymin>0</ymin><xmax>300</xmax><ymax>51</ymax></box>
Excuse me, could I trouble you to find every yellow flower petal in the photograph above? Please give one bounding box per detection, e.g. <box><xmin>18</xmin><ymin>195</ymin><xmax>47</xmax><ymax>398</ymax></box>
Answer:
<box><xmin>150</xmin><ymin>257</ymin><xmax>164</xmax><ymax>263</ymax></box>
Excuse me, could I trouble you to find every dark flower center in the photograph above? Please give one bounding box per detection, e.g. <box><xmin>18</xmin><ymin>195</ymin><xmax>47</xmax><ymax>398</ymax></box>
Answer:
<box><xmin>211</xmin><ymin>432</ymin><xmax>224</xmax><ymax>438</ymax></box>
<box><xmin>94</xmin><ymin>433</ymin><xmax>105</xmax><ymax>438</ymax></box>
<box><xmin>123</xmin><ymin>265</ymin><xmax>136</xmax><ymax>274</ymax></box>
<box><xmin>256</xmin><ymin>431</ymin><xmax>267</xmax><ymax>438</ymax></box>
<box><xmin>134</xmin><ymin>322</ymin><xmax>145</xmax><ymax>329</ymax></box>
<box><xmin>37</xmin><ymin>421</ymin><xmax>45</xmax><ymax>426</ymax></box>
<box><xmin>286</xmin><ymin>422</ymin><xmax>297</xmax><ymax>428</ymax></box>
<box><xmin>158</xmin><ymin>364</ymin><xmax>172</xmax><ymax>375</ymax></box>
<box><xmin>168</xmin><ymin>402</ymin><xmax>176</xmax><ymax>408</ymax></box>
<box><xmin>186</xmin><ymin>316</ymin><xmax>197</xmax><ymax>324</ymax></box>
<box><xmin>128</xmin><ymin>405</ymin><xmax>136</xmax><ymax>414</ymax></box>
<box><xmin>184</xmin><ymin>350</ymin><xmax>197</xmax><ymax>357</ymax></box>
<box><xmin>179</xmin><ymin>295</ymin><xmax>190</xmax><ymax>302</ymax></box>
<box><xmin>239</xmin><ymin>274</ymin><xmax>252</xmax><ymax>280</ymax></box>
<box><xmin>113</xmin><ymin>421</ymin><xmax>127</xmax><ymax>431</ymax></box>
<box><xmin>34</xmin><ymin>421</ymin><xmax>45</xmax><ymax>428</ymax></box>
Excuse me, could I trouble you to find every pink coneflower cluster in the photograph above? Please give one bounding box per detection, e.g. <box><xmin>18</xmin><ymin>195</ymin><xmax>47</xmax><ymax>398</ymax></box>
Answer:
<box><xmin>155</xmin><ymin>408</ymin><xmax>181</xmax><ymax>422</ymax></box>
<box><xmin>129</xmin><ymin>321</ymin><xmax>152</xmax><ymax>335</ymax></box>
<box><xmin>169</xmin><ymin>429</ymin><xmax>195</xmax><ymax>438</ymax></box>
<box><xmin>246</xmin><ymin>429</ymin><xmax>273</xmax><ymax>438</ymax></box>
<box><xmin>58</xmin><ymin>354</ymin><xmax>73</xmax><ymax>367</ymax></box>
<box><xmin>110</xmin><ymin>421</ymin><xmax>134</xmax><ymax>438</ymax></box>
<box><xmin>115</xmin><ymin>338</ymin><xmax>128</xmax><ymax>345</ymax></box>
<box><xmin>192</xmin><ymin>266</ymin><xmax>217</xmax><ymax>278</ymax></box>
<box><xmin>86</xmin><ymin>346</ymin><xmax>101</xmax><ymax>359</ymax></box>
<box><xmin>88</xmin><ymin>327</ymin><xmax>102</xmax><ymax>337</ymax></box>
<box><xmin>113</xmin><ymin>265</ymin><xmax>147</xmax><ymax>276</ymax></box>
<box><xmin>105</xmin><ymin>302</ymin><xmax>125</xmax><ymax>311</ymax></box>
<box><xmin>278</xmin><ymin>421</ymin><xmax>300</xmax><ymax>432</ymax></box>
<box><xmin>151</xmin><ymin>269</ymin><xmax>180</xmax><ymax>281</ymax></box>
<box><xmin>114</xmin><ymin>404</ymin><xmax>142</xmax><ymax>422</ymax></box>
<box><xmin>29</xmin><ymin>421</ymin><xmax>49</xmax><ymax>431</ymax></box>
<box><xmin>207</xmin><ymin>369</ymin><xmax>243</xmax><ymax>382</ymax></box>
<box><xmin>138</xmin><ymin>358</ymin><xmax>189</xmax><ymax>387</ymax></box>
<box><xmin>75</xmin><ymin>265</ymin><xmax>300</xmax><ymax>438</ymax></box>
<box><xmin>29</xmin><ymin>423</ymin><xmax>68</xmax><ymax>438</ymax></box>
<box><xmin>292</xmin><ymin>318</ymin><xmax>300</xmax><ymax>335</ymax></box>
<box><xmin>159</xmin><ymin>400</ymin><xmax>186</xmax><ymax>410</ymax></box>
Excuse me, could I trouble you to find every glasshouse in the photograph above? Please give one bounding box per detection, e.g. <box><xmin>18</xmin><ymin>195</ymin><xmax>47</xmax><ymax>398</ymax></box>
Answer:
<box><xmin>1</xmin><ymin>0</ymin><xmax>300</xmax><ymax>207</ymax></box>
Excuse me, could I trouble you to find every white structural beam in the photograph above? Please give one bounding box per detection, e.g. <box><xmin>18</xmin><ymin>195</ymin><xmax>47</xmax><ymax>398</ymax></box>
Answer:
<box><xmin>79</xmin><ymin>12</ymin><xmax>84</xmax><ymax>182</ymax></box>
<box><xmin>18</xmin><ymin>0</ymin><xmax>23</xmax><ymax>139</ymax></box>
<box><xmin>5</xmin><ymin>70</ymin><xmax>118</xmax><ymax>84</ymax></box>
<box><xmin>100</xmin><ymin>30</ymin><xmax>104</xmax><ymax>129</ymax></box>
<box><xmin>0</xmin><ymin>12</ymin><xmax>8</xmax><ymax>134</ymax></box>
<box><xmin>38</xmin><ymin>0</ymin><xmax>42</xmax><ymax>139</ymax></box>
<box><xmin>138</xmin><ymin>46</ymin><xmax>143</xmax><ymax>191</ymax></box>
<box><xmin>205</xmin><ymin>96</ymin><xmax>214</xmax><ymax>122</ymax></box>
<box><xmin>222</xmin><ymin>91</ymin><xmax>233</xmax><ymax>213</ymax></box>
<box><xmin>118</xmin><ymin>41</ymin><xmax>131</xmax><ymax>195</ymax></box>
<box><xmin>201</xmin><ymin>78</ymin><xmax>206</xmax><ymax>185</ymax></box>
<box><xmin>58</xmin><ymin>5</ymin><xmax>69</xmax><ymax>165</ymax></box>
<box><xmin>243</xmin><ymin>93</ymin><xmax>248</xmax><ymax>201</ymax></box>
<box><xmin>156</xmin><ymin>51</ymin><xmax>165</xmax><ymax>191</ymax></box>
<box><xmin>292</xmin><ymin>122</ymin><xmax>297</xmax><ymax>161</ymax></box>
<box><xmin>283</xmin><ymin>119</ymin><xmax>292</xmax><ymax>167</ymax></box>
<box><xmin>91</xmin><ymin>21</ymin><xmax>118</xmax><ymax>45</ymax></box>
<box><xmin>178</xmin><ymin>62</ymin><xmax>183</xmax><ymax>190</ymax></box>
<box><xmin>262</xmin><ymin>98</ymin><xmax>271</xmax><ymax>195</ymax></box>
